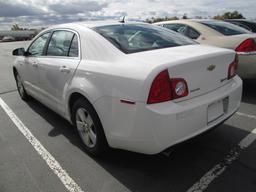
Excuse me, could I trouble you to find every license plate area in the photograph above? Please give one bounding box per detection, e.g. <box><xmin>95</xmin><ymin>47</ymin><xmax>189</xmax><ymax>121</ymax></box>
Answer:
<box><xmin>207</xmin><ymin>97</ymin><xmax>228</xmax><ymax>124</ymax></box>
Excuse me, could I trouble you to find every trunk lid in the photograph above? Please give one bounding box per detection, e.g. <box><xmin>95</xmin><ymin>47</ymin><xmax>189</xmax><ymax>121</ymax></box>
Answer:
<box><xmin>129</xmin><ymin>44</ymin><xmax>236</xmax><ymax>101</ymax></box>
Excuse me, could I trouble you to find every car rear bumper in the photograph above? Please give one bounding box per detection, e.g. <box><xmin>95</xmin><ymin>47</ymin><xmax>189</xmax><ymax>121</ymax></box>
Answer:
<box><xmin>95</xmin><ymin>76</ymin><xmax>242</xmax><ymax>154</ymax></box>
<box><xmin>237</xmin><ymin>54</ymin><xmax>256</xmax><ymax>79</ymax></box>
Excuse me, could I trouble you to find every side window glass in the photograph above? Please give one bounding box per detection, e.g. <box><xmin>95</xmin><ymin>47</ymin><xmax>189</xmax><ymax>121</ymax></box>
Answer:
<box><xmin>164</xmin><ymin>24</ymin><xmax>187</xmax><ymax>35</ymax></box>
<box><xmin>47</xmin><ymin>31</ymin><xmax>74</xmax><ymax>57</ymax></box>
<box><xmin>28</xmin><ymin>32</ymin><xmax>50</xmax><ymax>56</ymax></box>
<box><xmin>68</xmin><ymin>35</ymin><xmax>79</xmax><ymax>57</ymax></box>
<box><xmin>234</xmin><ymin>22</ymin><xmax>252</xmax><ymax>31</ymax></box>
<box><xmin>186</xmin><ymin>26</ymin><xmax>200</xmax><ymax>39</ymax></box>
<box><xmin>177</xmin><ymin>26</ymin><xmax>187</xmax><ymax>35</ymax></box>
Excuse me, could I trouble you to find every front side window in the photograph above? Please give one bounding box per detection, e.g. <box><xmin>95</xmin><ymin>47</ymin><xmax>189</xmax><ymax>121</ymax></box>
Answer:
<box><xmin>47</xmin><ymin>31</ymin><xmax>77</xmax><ymax>57</ymax></box>
<box><xmin>200</xmin><ymin>20</ymin><xmax>251</xmax><ymax>36</ymax></box>
<box><xmin>28</xmin><ymin>32</ymin><xmax>50</xmax><ymax>56</ymax></box>
<box><xmin>164</xmin><ymin>24</ymin><xmax>201</xmax><ymax>39</ymax></box>
<box><xmin>94</xmin><ymin>24</ymin><xmax>195</xmax><ymax>54</ymax></box>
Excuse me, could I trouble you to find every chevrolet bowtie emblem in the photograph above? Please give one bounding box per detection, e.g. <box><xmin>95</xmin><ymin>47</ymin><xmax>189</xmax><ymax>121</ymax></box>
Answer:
<box><xmin>207</xmin><ymin>65</ymin><xmax>216</xmax><ymax>71</ymax></box>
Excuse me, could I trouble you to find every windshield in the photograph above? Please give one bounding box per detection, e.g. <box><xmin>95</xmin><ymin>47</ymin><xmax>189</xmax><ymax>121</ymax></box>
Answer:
<box><xmin>93</xmin><ymin>24</ymin><xmax>196</xmax><ymax>54</ymax></box>
<box><xmin>199</xmin><ymin>20</ymin><xmax>252</xmax><ymax>36</ymax></box>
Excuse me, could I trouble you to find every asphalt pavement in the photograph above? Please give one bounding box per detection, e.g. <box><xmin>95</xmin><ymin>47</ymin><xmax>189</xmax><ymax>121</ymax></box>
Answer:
<box><xmin>0</xmin><ymin>41</ymin><xmax>256</xmax><ymax>192</ymax></box>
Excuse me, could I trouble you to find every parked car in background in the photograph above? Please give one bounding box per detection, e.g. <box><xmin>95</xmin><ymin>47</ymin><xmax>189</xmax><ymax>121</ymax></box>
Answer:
<box><xmin>225</xmin><ymin>19</ymin><xmax>256</xmax><ymax>33</ymax></box>
<box><xmin>12</xmin><ymin>22</ymin><xmax>242</xmax><ymax>156</ymax></box>
<box><xmin>2</xmin><ymin>36</ymin><xmax>15</xmax><ymax>42</ymax></box>
<box><xmin>155</xmin><ymin>20</ymin><xmax>256</xmax><ymax>79</ymax></box>
<box><xmin>0</xmin><ymin>30</ymin><xmax>37</xmax><ymax>41</ymax></box>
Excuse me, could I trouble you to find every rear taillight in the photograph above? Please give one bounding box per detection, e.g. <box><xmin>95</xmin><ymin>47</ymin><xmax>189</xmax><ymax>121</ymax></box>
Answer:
<box><xmin>147</xmin><ymin>70</ymin><xmax>172</xmax><ymax>104</ymax></box>
<box><xmin>235</xmin><ymin>38</ymin><xmax>256</xmax><ymax>53</ymax></box>
<box><xmin>147</xmin><ymin>70</ymin><xmax>189</xmax><ymax>104</ymax></box>
<box><xmin>228</xmin><ymin>55</ymin><xmax>239</xmax><ymax>79</ymax></box>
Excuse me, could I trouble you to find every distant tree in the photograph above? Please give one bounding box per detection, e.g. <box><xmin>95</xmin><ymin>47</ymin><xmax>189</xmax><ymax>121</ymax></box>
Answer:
<box><xmin>213</xmin><ymin>11</ymin><xmax>245</xmax><ymax>20</ymax></box>
<box><xmin>11</xmin><ymin>24</ymin><xmax>23</xmax><ymax>31</ymax></box>
<box><xmin>145</xmin><ymin>16</ymin><xmax>179</xmax><ymax>23</ymax></box>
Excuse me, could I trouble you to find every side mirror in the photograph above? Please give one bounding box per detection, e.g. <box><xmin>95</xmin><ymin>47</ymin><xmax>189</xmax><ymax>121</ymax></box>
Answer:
<box><xmin>12</xmin><ymin>48</ymin><xmax>25</xmax><ymax>56</ymax></box>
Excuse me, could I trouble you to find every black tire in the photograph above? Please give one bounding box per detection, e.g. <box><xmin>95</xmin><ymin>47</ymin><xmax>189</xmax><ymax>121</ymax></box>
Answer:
<box><xmin>71</xmin><ymin>98</ymin><xmax>109</xmax><ymax>156</ymax></box>
<box><xmin>14</xmin><ymin>71</ymin><xmax>30</xmax><ymax>101</ymax></box>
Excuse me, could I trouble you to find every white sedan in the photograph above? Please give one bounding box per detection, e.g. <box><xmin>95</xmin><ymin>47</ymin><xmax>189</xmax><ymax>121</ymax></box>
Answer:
<box><xmin>155</xmin><ymin>19</ymin><xmax>256</xmax><ymax>79</ymax></box>
<box><xmin>12</xmin><ymin>21</ymin><xmax>242</xmax><ymax>156</ymax></box>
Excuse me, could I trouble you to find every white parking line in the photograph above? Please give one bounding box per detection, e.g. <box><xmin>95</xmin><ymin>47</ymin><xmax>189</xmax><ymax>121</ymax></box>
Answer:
<box><xmin>187</xmin><ymin>112</ymin><xmax>256</xmax><ymax>192</ymax></box>
<box><xmin>187</xmin><ymin>128</ymin><xmax>256</xmax><ymax>192</ymax></box>
<box><xmin>0</xmin><ymin>97</ymin><xmax>85</xmax><ymax>192</ymax></box>
<box><xmin>236</xmin><ymin>112</ymin><xmax>256</xmax><ymax>120</ymax></box>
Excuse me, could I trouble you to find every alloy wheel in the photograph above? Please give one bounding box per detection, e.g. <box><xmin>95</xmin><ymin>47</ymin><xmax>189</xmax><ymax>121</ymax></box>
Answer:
<box><xmin>76</xmin><ymin>108</ymin><xmax>97</xmax><ymax>148</ymax></box>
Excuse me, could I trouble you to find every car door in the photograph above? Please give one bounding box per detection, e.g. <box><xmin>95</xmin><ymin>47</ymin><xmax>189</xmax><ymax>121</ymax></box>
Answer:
<box><xmin>37</xmin><ymin>30</ymin><xmax>81</xmax><ymax>115</ymax></box>
<box><xmin>22</xmin><ymin>32</ymin><xmax>51</xmax><ymax>96</ymax></box>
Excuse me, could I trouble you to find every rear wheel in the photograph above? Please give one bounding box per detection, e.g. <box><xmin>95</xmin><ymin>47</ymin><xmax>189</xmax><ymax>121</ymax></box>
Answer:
<box><xmin>15</xmin><ymin>72</ymin><xmax>29</xmax><ymax>101</ymax></box>
<box><xmin>72</xmin><ymin>98</ymin><xmax>109</xmax><ymax>156</ymax></box>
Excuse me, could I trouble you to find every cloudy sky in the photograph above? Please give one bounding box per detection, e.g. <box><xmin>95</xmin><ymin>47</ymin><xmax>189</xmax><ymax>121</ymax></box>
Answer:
<box><xmin>0</xmin><ymin>0</ymin><xmax>255</xmax><ymax>30</ymax></box>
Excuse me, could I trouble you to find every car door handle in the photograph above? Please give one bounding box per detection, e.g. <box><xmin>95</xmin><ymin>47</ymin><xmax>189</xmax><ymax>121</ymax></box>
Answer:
<box><xmin>60</xmin><ymin>66</ymin><xmax>70</xmax><ymax>73</ymax></box>
<box><xmin>32</xmin><ymin>61</ymin><xmax>38</xmax><ymax>67</ymax></box>
<box><xmin>18</xmin><ymin>61</ymin><xmax>24</xmax><ymax>66</ymax></box>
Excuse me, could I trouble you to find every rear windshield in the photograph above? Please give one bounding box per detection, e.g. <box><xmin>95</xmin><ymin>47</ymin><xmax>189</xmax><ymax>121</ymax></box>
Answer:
<box><xmin>200</xmin><ymin>20</ymin><xmax>252</xmax><ymax>36</ymax></box>
<box><xmin>93</xmin><ymin>24</ymin><xmax>195</xmax><ymax>54</ymax></box>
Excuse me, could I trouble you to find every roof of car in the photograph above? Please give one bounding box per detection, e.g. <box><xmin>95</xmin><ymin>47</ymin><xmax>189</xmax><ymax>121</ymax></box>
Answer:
<box><xmin>154</xmin><ymin>19</ymin><xmax>204</xmax><ymax>25</ymax></box>
<box><xmin>225</xmin><ymin>19</ymin><xmax>247</xmax><ymax>21</ymax></box>
<box><xmin>48</xmin><ymin>20</ymin><xmax>147</xmax><ymax>30</ymax></box>
<box><xmin>155</xmin><ymin>19</ymin><xmax>229</xmax><ymax>24</ymax></box>
<box><xmin>225</xmin><ymin>19</ymin><xmax>256</xmax><ymax>23</ymax></box>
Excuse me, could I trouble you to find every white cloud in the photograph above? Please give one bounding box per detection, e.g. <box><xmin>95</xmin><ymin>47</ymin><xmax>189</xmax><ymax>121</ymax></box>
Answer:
<box><xmin>103</xmin><ymin>0</ymin><xmax>256</xmax><ymax>19</ymax></box>
<box><xmin>0</xmin><ymin>0</ymin><xmax>255</xmax><ymax>30</ymax></box>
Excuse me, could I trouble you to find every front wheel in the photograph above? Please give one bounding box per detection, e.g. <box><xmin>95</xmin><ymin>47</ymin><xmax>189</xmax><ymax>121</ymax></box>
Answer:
<box><xmin>15</xmin><ymin>72</ymin><xmax>29</xmax><ymax>101</ymax></box>
<box><xmin>72</xmin><ymin>98</ymin><xmax>109</xmax><ymax>156</ymax></box>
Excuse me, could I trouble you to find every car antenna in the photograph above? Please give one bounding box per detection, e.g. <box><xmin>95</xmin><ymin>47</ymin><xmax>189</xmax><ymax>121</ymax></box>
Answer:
<box><xmin>119</xmin><ymin>16</ymin><xmax>126</xmax><ymax>23</ymax></box>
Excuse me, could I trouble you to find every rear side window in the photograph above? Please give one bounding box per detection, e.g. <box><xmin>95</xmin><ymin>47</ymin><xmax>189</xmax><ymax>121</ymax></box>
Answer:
<box><xmin>245</xmin><ymin>21</ymin><xmax>256</xmax><ymax>32</ymax></box>
<box><xmin>229</xmin><ymin>21</ymin><xmax>252</xmax><ymax>31</ymax></box>
<box><xmin>68</xmin><ymin>35</ymin><xmax>79</xmax><ymax>57</ymax></box>
<box><xmin>228</xmin><ymin>20</ymin><xmax>256</xmax><ymax>32</ymax></box>
<box><xmin>200</xmin><ymin>21</ymin><xmax>251</xmax><ymax>36</ymax></box>
<box><xmin>186</xmin><ymin>26</ymin><xmax>200</xmax><ymax>39</ymax></box>
<box><xmin>47</xmin><ymin>31</ymin><xmax>79</xmax><ymax>57</ymax></box>
<box><xmin>94</xmin><ymin>24</ymin><xmax>195</xmax><ymax>54</ymax></box>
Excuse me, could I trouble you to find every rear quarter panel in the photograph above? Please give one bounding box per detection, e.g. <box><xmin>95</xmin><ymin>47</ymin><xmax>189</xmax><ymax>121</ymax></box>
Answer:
<box><xmin>197</xmin><ymin>33</ymin><xmax>256</xmax><ymax>50</ymax></box>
